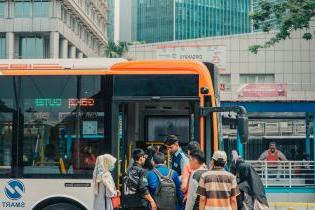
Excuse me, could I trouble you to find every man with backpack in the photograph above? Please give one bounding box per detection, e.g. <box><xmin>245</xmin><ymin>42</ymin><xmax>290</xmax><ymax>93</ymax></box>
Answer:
<box><xmin>123</xmin><ymin>148</ymin><xmax>157</xmax><ymax>210</ymax></box>
<box><xmin>147</xmin><ymin>152</ymin><xmax>183</xmax><ymax>210</ymax></box>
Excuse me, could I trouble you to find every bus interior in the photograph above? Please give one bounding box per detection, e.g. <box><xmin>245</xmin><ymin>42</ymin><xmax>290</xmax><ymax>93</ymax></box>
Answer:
<box><xmin>117</xmin><ymin>100</ymin><xmax>199</xmax><ymax>174</ymax></box>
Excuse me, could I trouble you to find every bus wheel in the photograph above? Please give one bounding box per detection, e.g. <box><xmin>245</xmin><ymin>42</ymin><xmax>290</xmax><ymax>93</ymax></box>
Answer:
<box><xmin>42</xmin><ymin>203</ymin><xmax>83</xmax><ymax>210</ymax></box>
<box><xmin>33</xmin><ymin>197</ymin><xmax>87</xmax><ymax>210</ymax></box>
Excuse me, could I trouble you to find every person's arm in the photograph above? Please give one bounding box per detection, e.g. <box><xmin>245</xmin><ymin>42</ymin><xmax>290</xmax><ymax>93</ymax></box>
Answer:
<box><xmin>180</xmin><ymin>154</ymin><xmax>190</xmax><ymax>174</ymax></box>
<box><xmin>278</xmin><ymin>151</ymin><xmax>288</xmax><ymax>161</ymax></box>
<box><xmin>181</xmin><ymin>164</ymin><xmax>191</xmax><ymax>194</ymax></box>
<box><xmin>243</xmin><ymin>193</ymin><xmax>254</xmax><ymax>210</ymax></box>
<box><xmin>102</xmin><ymin>173</ymin><xmax>117</xmax><ymax>197</ymax></box>
<box><xmin>236</xmin><ymin>193</ymin><xmax>244</xmax><ymax>210</ymax></box>
<box><xmin>258</xmin><ymin>151</ymin><xmax>267</xmax><ymax>160</ymax></box>
<box><xmin>230</xmin><ymin>176</ymin><xmax>239</xmax><ymax>210</ymax></box>
<box><xmin>199</xmin><ymin>196</ymin><xmax>206</xmax><ymax>210</ymax></box>
<box><xmin>196</xmin><ymin>176</ymin><xmax>206</xmax><ymax>210</ymax></box>
<box><xmin>173</xmin><ymin>171</ymin><xmax>184</xmax><ymax>206</ymax></box>
<box><xmin>185</xmin><ymin>178</ymin><xmax>198</xmax><ymax>210</ymax></box>
<box><xmin>138</xmin><ymin>173</ymin><xmax>150</xmax><ymax>196</ymax></box>
<box><xmin>230</xmin><ymin>196</ymin><xmax>237</xmax><ymax>210</ymax></box>
<box><xmin>144</xmin><ymin>171</ymin><xmax>157</xmax><ymax>210</ymax></box>
<box><xmin>144</xmin><ymin>194</ymin><xmax>157</xmax><ymax>210</ymax></box>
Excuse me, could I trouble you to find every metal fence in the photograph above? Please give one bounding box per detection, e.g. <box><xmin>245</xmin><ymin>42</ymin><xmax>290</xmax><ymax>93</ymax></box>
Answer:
<box><xmin>246</xmin><ymin>161</ymin><xmax>315</xmax><ymax>187</ymax></box>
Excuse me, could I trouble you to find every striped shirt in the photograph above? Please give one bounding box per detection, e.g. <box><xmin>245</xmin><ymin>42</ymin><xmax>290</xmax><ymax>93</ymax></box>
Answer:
<box><xmin>197</xmin><ymin>167</ymin><xmax>238</xmax><ymax>210</ymax></box>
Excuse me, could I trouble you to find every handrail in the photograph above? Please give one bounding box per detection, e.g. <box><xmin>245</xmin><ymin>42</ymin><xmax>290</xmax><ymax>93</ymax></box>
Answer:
<box><xmin>246</xmin><ymin>160</ymin><xmax>315</xmax><ymax>188</ymax></box>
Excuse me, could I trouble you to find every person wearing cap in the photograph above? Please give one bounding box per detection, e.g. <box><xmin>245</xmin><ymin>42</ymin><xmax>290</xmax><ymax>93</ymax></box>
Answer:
<box><xmin>164</xmin><ymin>135</ymin><xmax>189</xmax><ymax>179</ymax></box>
<box><xmin>197</xmin><ymin>151</ymin><xmax>238</xmax><ymax>210</ymax></box>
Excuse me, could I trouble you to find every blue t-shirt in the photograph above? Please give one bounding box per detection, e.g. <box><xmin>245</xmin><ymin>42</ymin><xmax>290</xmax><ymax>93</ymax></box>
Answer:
<box><xmin>147</xmin><ymin>164</ymin><xmax>183</xmax><ymax>210</ymax></box>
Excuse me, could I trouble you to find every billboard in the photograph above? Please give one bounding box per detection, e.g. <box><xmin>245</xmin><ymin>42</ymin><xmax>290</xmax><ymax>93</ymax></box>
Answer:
<box><xmin>238</xmin><ymin>84</ymin><xmax>287</xmax><ymax>98</ymax></box>
<box><xmin>155</xmin><ymin>44</ymin><xmax>226</xmax><ymax>71</ymax></box>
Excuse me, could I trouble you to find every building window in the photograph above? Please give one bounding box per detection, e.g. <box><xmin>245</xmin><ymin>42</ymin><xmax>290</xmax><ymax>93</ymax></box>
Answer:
<box><xmin>240</xmin><ymin>74</ymin><xmax>275</xmax><ymax>84</ymax></box>
<box><xmin>0</xmin><ymin>1</ymin><xmax>6</xmax><ymax>18</ymax></box>
<box><xmin>0</xmin><ymin>35</ymin><xmax>5</xmax><ymax>58</ymax></box>
<box><xmin>33</xmin><ymin>0</ymin><xmax>49</xmax><ymax>17</ymax></box>
<box><xmin>19</xmin><ymin>35</ymin><xmax>49</xmax><ymax>59</ymax></box>
<box><xmin>15</xmin><ymin>0</ymin><xmax>31</xmax><ymax>18</ymax></box>
<box><xmin>220</xmin><ymin>74</ymin><xmax>231</xmax><ymax>91</ymax></box>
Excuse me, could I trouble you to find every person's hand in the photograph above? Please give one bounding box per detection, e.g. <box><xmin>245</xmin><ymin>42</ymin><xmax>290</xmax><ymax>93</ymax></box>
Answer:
<box><xmin>183</xmin><ymin>196</ymin><xmax>187</xmax><ymax>202</ymax></box>
<box><xmin>116</xmin><ymin>190</ymin><xmax>121</xmax><ymax>197</ymax></box>
<box><xmin>182</xmin><ymin>186</ymin><xmax>187</xmax><ymax>193</ymax></box>
<box><xmin>150</xmin><ymin>201</ymin><xmax>157</xmax><ymax>210</ymax></box>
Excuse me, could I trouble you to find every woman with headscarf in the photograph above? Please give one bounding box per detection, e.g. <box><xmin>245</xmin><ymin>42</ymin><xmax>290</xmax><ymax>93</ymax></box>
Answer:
<box><xmin>237</xmin><ymin>162</ymin><xmax>269</xmax><ymax>210</ymax></box>
<box><xmin>93</xmin><ymin>154</ymin><xmax>120</xmax><ymax>210</ymax></box>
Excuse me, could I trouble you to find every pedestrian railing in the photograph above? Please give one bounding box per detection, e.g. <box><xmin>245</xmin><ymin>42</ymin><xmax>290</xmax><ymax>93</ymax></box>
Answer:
<box><xmin>246</xmin><ymin>161</ymin><xmax>315</xmax><ymax>187</ymax></box>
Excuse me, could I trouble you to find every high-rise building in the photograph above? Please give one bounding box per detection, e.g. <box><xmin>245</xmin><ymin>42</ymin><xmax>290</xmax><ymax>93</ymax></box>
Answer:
<box><xmin>107</xmin><ymin>0</ymin><xmax>115</xmax><ymax>41</ymax></box>
<box><xmin>133</xmin><ymin>0</ymin><xmax>252</xmax><ymax>43</ymax></box>
<box><xmin>0</xmin><ymin>0</ymin><xmax>108</xmax><ymax>59</ymax></box>
<box><xmin>107</xmin><ymin>0</ymin><xmax>132</xmax><ymax>42</ymax></box>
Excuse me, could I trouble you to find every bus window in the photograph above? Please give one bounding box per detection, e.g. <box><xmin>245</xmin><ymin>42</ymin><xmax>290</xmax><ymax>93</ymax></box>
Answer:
<box><xmin>21</xmin><ymin>75</ymin><xmax>106</xmax><ymax>176</ymax></box>
<box><xmin>0</xmin><ymin>77</ymin><xmax>15</xmax><ymax>177</ymax></box>
<box><xmin>0</xmin><ymin>113</ymin><xmax>12</xmax><ymax>176</ymax></box>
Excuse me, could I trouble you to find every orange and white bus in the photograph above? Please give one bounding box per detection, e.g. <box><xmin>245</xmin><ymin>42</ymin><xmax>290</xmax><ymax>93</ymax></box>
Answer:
<box><xmin>0</xmin><ymin>58</ymin><xmax>247</xmax><ymax>209</ymax></box>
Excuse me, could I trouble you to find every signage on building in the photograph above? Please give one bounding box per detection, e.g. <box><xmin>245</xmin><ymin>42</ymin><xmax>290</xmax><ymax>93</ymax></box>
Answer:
<box><xmin>155</xmin><ymin>45</ymin><xmax>226</xmax><ymax>71</ymax></box>
<box><xmin>238</xmin><ymin>84</ymin><xmax>287</xmax><ymax>98</ymax></box>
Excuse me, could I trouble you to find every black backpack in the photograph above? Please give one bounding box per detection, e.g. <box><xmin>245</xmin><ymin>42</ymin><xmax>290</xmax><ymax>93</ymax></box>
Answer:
<box><xmin>122</xmin><ymin>166</ymin><xmax>147</xmax><ymax>208</ymax></box>
<box><xmin>123</xmin><ymin>166</ymin><xmax>141</xmax><ymax>193</ymax></box>
<box><xmin>153</xmin><ymin>168</ymin><xmax>177</xmax><ymax>210</ymax></box>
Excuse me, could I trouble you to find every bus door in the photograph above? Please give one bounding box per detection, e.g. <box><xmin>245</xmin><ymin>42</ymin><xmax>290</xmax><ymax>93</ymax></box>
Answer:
<box><xmin>112</xmin><ymin>100</ymin><xmax>199</xmax><ymax>186</ymax></box>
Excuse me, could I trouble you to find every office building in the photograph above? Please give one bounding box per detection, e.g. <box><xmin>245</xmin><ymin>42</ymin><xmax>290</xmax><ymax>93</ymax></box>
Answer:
<box><xmin>0</xmin><ymin>0</ymin><xmax>108</xmax><ymax>59</ymax></box>
<box><xmin>134</xmin><ymin>0</ymin><xmax>252</xmax><ymax>43</ymax></box>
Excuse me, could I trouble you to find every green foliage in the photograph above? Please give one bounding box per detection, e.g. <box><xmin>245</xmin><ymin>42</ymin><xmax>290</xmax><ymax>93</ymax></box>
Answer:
<box><xmin>104</xmin><ymin>40</ymin><xmax>129</xmax><ymax>58</ymax></box>
<box><xmin>249</xmin><ymin>0</ymin><xmax>315</xmax><ymax>54</ymax></box>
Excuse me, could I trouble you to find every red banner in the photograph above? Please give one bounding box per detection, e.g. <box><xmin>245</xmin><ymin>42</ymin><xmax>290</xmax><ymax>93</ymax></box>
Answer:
<box><xmin>238</xmin><ymin>84</ymin><xmax>287</xmax><ymax>98</ymax></box>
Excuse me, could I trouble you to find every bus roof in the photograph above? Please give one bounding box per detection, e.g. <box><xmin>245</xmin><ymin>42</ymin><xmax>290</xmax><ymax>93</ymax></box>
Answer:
<box><xmin>0</xmin><ymin>59</ymin><xmax>211</xmax><ymax>77</ymax></box>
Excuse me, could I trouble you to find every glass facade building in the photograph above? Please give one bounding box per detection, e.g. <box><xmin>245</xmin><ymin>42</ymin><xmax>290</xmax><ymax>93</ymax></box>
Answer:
<box><xmin>135</xmin><ymin>0</ymin><xmax>252</xmax><ymax>43</ymax></box>
<box><xmin>107</xmin><ymin>0</ymin><xmax>115</xmax><ymax>40</ymax></box>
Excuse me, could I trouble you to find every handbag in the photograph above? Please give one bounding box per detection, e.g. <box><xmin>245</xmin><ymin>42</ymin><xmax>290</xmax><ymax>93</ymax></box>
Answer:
<box><xmin>254</xmin><ymin>199</ymin><xmax>269</xmax><ymax>210</ymax></box>
<box><xmin>112</xmin><ymin>195</ymin><xmax>121</xmax><ymax>209</ymax></box>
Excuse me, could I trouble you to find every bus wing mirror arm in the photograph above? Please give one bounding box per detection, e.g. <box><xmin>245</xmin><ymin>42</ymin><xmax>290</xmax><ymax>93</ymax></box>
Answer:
<box><xmin>200</xmin><ymin>106</ymin><xmax>248</xmax><ymax>144</ymax></box>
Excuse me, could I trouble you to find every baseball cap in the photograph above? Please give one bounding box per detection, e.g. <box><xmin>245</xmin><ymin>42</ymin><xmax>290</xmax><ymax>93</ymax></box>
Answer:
<box><xmin>212</xmin><ymin>151</ymin><xmax>227</xmax><ymax>162</ymax></box>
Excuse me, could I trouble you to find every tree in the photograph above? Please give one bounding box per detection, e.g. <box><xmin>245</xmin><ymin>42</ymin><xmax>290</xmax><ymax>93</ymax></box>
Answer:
<box><xmin>249</xmin><ymin>0</ymin><xmax>315</xmax><ymax>54</ymax></box>
<box><xmin>104</xmin><ymin>40</ymin><xmax>129</xmax><ymax>58</ymax></box>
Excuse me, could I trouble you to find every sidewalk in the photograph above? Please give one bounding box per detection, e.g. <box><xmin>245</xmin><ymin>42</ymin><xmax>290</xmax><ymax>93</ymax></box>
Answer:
<box><xmin>269</xmin><ymin>202</ymin><xmax>315</xmax><ymax>210</ymax></box>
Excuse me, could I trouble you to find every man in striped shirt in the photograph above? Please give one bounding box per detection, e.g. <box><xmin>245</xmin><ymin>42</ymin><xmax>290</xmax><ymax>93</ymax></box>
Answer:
<box><xmin>197</xmin><ymin>151</ymin><xmax>238</xmax><ymax>210</ymax></box>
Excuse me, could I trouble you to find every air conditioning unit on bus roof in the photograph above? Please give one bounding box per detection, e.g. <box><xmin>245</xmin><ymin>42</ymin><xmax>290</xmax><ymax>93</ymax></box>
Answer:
<box><xmin>0</xmin><ymin>58</ymin><xmax>126</xmax><ymax>70</ymax></box>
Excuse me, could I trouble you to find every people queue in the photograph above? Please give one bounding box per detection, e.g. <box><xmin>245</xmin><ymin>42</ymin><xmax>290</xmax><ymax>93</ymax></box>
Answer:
<box><xmin>92</xmin><ymin>135</ymin><xmax>269</xmax><ymax>210</ymax></box>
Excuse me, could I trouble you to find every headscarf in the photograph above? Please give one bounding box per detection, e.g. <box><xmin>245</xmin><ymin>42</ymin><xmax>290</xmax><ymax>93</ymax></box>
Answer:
<box><xmin>230</xmin><ymin>157</ymin><xmax>244</xmax><ymax>175</ymax></box>
<box><xmin>237</xmin><ymin>162</ymin><xmax>269</xmax><ymax>207</ymax></box>
<box><xmin>93</xmin><ymin>154</ymin><xmax>117</xmax><ymax>195</ymax></box>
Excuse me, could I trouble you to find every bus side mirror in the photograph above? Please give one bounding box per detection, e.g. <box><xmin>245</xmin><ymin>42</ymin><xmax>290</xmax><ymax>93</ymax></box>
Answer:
<box><xmin>237</xmin><ymin>114</ymin><xmax>248</xmax><ymax>144</ymax></box>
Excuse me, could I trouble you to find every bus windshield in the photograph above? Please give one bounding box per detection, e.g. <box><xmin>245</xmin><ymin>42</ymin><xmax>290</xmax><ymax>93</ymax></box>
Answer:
<box><xmin>0</xmin><ymin>75</ymin><xmax>107</xmax><ymax>177</ymax></box>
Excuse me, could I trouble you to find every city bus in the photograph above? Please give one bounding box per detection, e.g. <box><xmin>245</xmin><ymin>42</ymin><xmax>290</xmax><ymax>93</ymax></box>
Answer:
<box><xmin>0</xmin><ymin>58</ymin><xmax>247</xmax><ymax>210</ymax></box>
